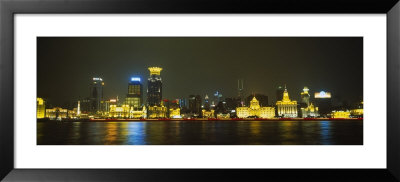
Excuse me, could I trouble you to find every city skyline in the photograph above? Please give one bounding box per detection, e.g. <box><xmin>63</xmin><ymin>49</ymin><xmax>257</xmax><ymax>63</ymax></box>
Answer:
<box><xmin>38</xmin><ymin>37</ymin><xmax>363</xmax><ymax>107</ymax></box>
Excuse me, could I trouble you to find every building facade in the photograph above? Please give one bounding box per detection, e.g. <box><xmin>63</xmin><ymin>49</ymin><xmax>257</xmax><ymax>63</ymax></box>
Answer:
<box><xmin>147</xmin><ymin>67</ymin><xmax>163</xmax><ymax>106</ymax></box>
<box><xmin>276</xmin><ymin>86</ymin><xmax>298</xmax><ymax>118</ymax></box>
<box><xmin>300</xmin><ymin>86</ymin><xmax>310</xmax><ymax>106</ymax></box>
<box><xmin>125</xmin><ymin>77</ymin><xmax>143</xmax><ymax>109</ymax></box>
<box><xmin>46</xmin><ymin>107</ymin><xmax>68</xmax><ymax>119</ymax></box>
<box><xmin>89</xmin><ymin>77</ymin><xmax>104</xmax><ymax>114</ymax></box>
<box><xmin>236</xmin><ymin>96</ymin><xmax>275</xmax><ymax>118</ymax></box>
<box><xmin>188</xmin><ymin>95</ymin><xmax>202</xmax><ymax>116</ymax></box>
<box><xmin>37</xmin><ymin>98</ymin><xmax>45</xmax><ymax>119</ymax></box>
<box><xmin>331</xmin><ymin>110</ymin><xmax>350</xmax><ymax>118</ymax></box>
<box><xmin>300</xmin><ymin>103</ymin><xmax>319</xmax><ymax>118</ymax></box>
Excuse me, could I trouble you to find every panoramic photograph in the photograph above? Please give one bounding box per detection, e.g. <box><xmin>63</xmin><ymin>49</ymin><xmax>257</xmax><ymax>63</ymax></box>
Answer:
<box><xmin>37</xmin><ymin>37</ymin><xmax>363</xmax><ymax>145</ymax></box>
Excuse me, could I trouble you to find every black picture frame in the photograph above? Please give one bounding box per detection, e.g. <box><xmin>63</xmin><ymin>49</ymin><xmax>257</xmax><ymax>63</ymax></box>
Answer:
<box><xmin>1</xmin><ymin>0</ymin><xmax>399</xmax><ymax>181</ymax></box>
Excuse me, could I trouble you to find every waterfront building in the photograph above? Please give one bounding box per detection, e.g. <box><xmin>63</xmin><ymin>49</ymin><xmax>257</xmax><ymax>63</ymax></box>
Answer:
<box><xmin>125</xmin><ymin>77</ymin><xmax>143</xmax><ymax>109</ymax></box>
<box><xmin>90</xmin><ymin>77</ymin><xmax>104</xmax><ymax>114</ymax></box>
<box><xmin>37</xmin><ymin>98</ymin><xmax>45</xmax><ymax>119</ymax></box>
<box><xmin>109</xmin><ymin>104</ymin><xmax>130</xmax><ymax>118</ymax></box>
<box><xmin>350</xmin><ymin>101</ymin><xmax>363</xmax><ymax>118</ymax></box>
<box><xmin>147</xmin><ymin>67</ymin><xmax>163</xmax><ymax>106</ymax></box>
<box><xmin>331</xmin><ymin>110</ymin><xmax>350</xmax><ymax>118</ymax></box>
<box><xmin>301</xmin><ymin>86</ymin><xmax>310</xmax><ymax>106</ymax></box>
<box><xmin>147</xmin><ymin>104</ymin><xmax>167</xmax><ymax>118</ymax></box>
<box><xmin>300</xmin><ymin>103</ymin><xmax>319</xmax><ymax>118</ymax></box>
<box><xmin>314</xmin><ymin>91</ymin><xmax>333</xmax><ymax>116</ymax></box>
<box><xmin>169</xmin><ymin>108</ymin><xmax>181</xmax><ymax>118</ymax></box>
<box><xmin>202</xmin><ymin>109</ymin><xmax>215</xmax><ymax>118</ymax></box>
<box><xmin>276</xmin><ymin>86</ymin><xmax>298</xmax><ymax>118</ymax></box>
<box><xmin>204</xmin><ymin>94</ymin><xmax>210</xmax><ymax>110</ymax></box>
<box><xmin>130</xmin><ymin>106</ymin><xmax>147</xmax><ymax>119</ymax></box>
<box><xmin>188</xmin><ymin>95</ymin><xmax>202</xmax><ymax>116</ymax></box>
<box><xmin>46</xmin><ymin>107</ymin><xmax>68</xmax><ymax>120</ymax></box>
<box><xmin>236</xmin><ymin>96</ymin><xmax>275</xmax><ymax>118</ymax></box>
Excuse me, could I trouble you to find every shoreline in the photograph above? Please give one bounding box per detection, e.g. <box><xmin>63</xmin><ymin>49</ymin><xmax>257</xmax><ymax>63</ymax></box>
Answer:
<box><xmin>37</xmin><ymin>118</ymin><xmax>363</xmax><ymax>122</ymax></box>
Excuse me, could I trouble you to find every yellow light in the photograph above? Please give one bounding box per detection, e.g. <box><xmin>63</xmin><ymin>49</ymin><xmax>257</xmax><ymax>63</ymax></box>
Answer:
<box><xmin>148</xmin><ymin>67</ymin><xmax>163</xmax><ymax>75</ymax></box>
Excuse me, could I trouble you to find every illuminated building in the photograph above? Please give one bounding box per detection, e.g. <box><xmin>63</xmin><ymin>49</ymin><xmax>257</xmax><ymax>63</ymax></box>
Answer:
<box><xmin>109</xmin><ymin>104</ymin><xmax>130</xmax><ymax>118</ymax></box>
<box><xmin>314</xmin><ymin>91</ymin><xmax>332</xmax><ymax>116</ymax></box>
<box><xmin>130</xmin><ymin>106</ymin><xmax>147</xmax><ymax>118</ymax></box>
<box><xmin>301</xmin><ymin>87</ymin><xmax>310</xmax><ymax>106</ymax></box>
<box><xmin>236</xmin><ymin>97</ymin><xmax>275</xmax><ymax>118</ymax></box>
<box><xmin>37</xmin><ymin>98</ymin><xmax>45</xmax><ymax>119</ymax></box>
<box><xmin>90</xmin><ymin>77</ymin><xmax>104</xmax><ymax>114</ymax></box>
<box><xmin>178</xmin><ymin>98</ymin><xmax>187</xmax><ymax>109</ymax></box>
<box><xmin>169</xmin><ymin>108</ymin><xmax>181</xmax><ymax>118</ymax></box>
<box><xmin>147</xmin><ymin>67</ymin><xmax>163</xmax><ymax>106</ymax></box>
<box><xmin>77</xmin><ymin>100</ymin><xmax>81</xmax><ymax>116</ymax></box>
<box><xmin>46</xmin><ymin>107</ymin><xmax>68</xmax><ymax>120</ymax></box>
<box><xmin>276</xmin><ymin>86</ymin><xmax>298</xmax><ymax>118</ymax></box>
<box><xmin>147</xmin><ymin>104</ymin><xmax>167</xmax><ymax>118</ymax></box>
<box><xmin>300</xmin><ymin>103</ymin><xmax>319</xmax><ymax>118</ymax></box>
<box><xmin>213</xmin><ymin>91</ymin><xmax>223</xmax><ymax>106</ymax></box>
<box><xmin>202</xmin><ymin>109</ymin><xmax>215</xmax><ymax>118</ymax></box>
<box><xmin>350</xmin><ymin>101</ymin><xmax>363</xmax><ymax>117</ymax></box>
<box><xmin>125</xmin><ymin>77</ymin><xmax>143</xmax><ymax>109</ymax></box>
<box><xmin>217</xmin><ymin>113</ymin><xmax>230</xmax><ymax>119</ymax></box>
<box><xmin>331</xmin><ymin>110</ymin><xmax>350</xmax><ymax>118</ymax></box>
<box><xmin>188</xmin><ymin>95</ymin><xmax>202</xmax><ymax>116</ymax></box>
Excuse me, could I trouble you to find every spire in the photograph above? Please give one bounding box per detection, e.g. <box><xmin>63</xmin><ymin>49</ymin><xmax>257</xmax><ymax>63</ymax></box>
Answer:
<box><xmin>282</xmin><ymin>85</ymin><xmax>290</xmax><ymax>102</ymax></box>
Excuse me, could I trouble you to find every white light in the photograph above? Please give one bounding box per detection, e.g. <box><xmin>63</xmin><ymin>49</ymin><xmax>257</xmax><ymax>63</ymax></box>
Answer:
<box><xmin>131</xmin><ymin>77</ymin><xmax>141</xmax><ymax>82</ymax></box>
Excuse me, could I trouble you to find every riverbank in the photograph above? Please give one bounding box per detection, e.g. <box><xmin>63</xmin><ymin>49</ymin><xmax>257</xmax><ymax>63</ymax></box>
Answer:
<box><xmin>37</xmin><ymin>117</ymin><xmax>363</xmax><ymax>122</ymax></box>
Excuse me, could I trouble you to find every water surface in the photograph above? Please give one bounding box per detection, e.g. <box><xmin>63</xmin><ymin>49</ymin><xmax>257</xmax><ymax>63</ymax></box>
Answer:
<box><xmin>37</xmin><ymin>120</ymin><xmax>363</xmax><ymax>145</ymax></box>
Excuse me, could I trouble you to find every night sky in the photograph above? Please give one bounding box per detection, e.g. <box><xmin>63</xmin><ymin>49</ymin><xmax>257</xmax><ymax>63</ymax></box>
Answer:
<box><xmin>37</xmin><ymin>37</ymin><xmax>363</xmax><ymax>107</ymax></box>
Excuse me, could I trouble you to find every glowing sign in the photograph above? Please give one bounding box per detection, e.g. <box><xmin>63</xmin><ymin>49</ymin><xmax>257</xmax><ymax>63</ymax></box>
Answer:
<box><xmin>315</xmin><ymin>91</ymin><xmax>331</xmax><ymax>98</ymax></box>
<box><xmin>110</xmin><ymin>99</ymin><xmax>117</xmax><ymax>102</ymax></box>
<box><xmin>131</xmin><ymin>77</ymin><xmax>141</xmax><ymax>82</ymax></box>
<box><xmin>93</xmin><ymin>77</ymin><xmax>103</xmax><ymax>81</ymax></box>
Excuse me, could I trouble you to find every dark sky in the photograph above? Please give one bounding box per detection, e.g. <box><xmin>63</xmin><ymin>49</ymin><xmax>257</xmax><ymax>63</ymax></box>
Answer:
<box><xmin>37</xmin><ymin>37</ymin><xmax>363</xmax><ymax>107</ymax></box>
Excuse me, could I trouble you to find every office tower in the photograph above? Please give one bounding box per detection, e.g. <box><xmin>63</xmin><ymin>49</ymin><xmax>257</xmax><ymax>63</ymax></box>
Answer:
<box><xmin>314</xmin><ymin>91</ymin><xmax>333</xmax><ymax>117</ymax></box>
<box><xmin>276</xmin><ymin>85</ymin><xmax>298</xmax><ymax>118</ymax></box>
<box><xmin>301</xmin><ymin>86</ymin><xmax>310</xmax><ymax>106</ymax></box>
<box><xmin>147</xmin><ymin>67</ymin><xmax>163</xmax><ymax>106</ymax></box>
<box><xmin>238</xmin><ymin>79</ymin><xmax>244</xmax><ymax>106</ymax></box>
<box><xmin>188</xmin><ymin>95</ymin><xmax>202</xmax><ymax>116</ymax></box>
<box><xmin>125</xmin><ymin>77</ymin><xmax>143</xmax><ymax>109</ymax></box>
<box><xmin>37</xmin><ymin>98</ymin><xmax>45</xmax><ymax>119</ymax></box>
<box><xmin>276</xmin><ymin>85</ymin><xmax>284</xmax><ymax>102</ymax></box>
<box><xmin>204</xmin><ymin>94</ymin><xmax>210</xmax><ymax>110</ymax></box>
<box><xmin>90</xmin><ymin>77</ymin><xmax>104</xmax><ymax>113</ymax></box>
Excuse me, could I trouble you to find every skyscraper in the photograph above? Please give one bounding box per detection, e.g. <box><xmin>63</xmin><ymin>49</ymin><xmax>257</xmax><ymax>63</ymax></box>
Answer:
<box><xmin>238</xmin><ymin>79</ymin><xmax>244</xmax><ymax>106</ymax></box>
<box><xmin>188</xmin><ymin>95</ymin><xmax>202</xmax><ymax>116</ymax></box>
<box><xmin>204</xmin><ymin>94</ymin><xmax>210</xmax><ymax>110</ymax></box>
<box><xmin>301</xmin><ymin>86</ymin><xmax>310</xmax><ymax>106</ymax></box>
<box><xmin>37</xmin><ymin>98</ymin><xmax>45</xmax><ymax>119</ymax></box>
<box><xmin>276</xmin><ymin>85</ymin><xmax>284</xmax><ymax>102</ymax></box>
<box><xmin>90</xmin><ymin>77</ymin><xmax>104</xmax><ymax>113</ymax></box>
<box><xmin>147</xmin><ymin>67</ymin><xmax>163</xmax><ymax>106</ymax></box>
<box><xmin>125</xmin><ymin>77</ymin><xmax>143</xmax><ymax>109</ymax></box>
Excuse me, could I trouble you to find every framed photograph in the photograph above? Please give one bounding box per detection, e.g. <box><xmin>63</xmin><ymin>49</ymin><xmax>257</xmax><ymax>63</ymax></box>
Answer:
<box><xmin>1</xmin><ymin>0</ymin><xmax>399</xmax><ymax>181</ymax></box>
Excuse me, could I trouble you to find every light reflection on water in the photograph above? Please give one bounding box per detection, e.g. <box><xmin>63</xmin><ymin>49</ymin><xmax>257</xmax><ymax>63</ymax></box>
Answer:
<box><xmin>37</xmin><ymin>120</ymin><xmax>363</xmax><ymax>145</ymax></box>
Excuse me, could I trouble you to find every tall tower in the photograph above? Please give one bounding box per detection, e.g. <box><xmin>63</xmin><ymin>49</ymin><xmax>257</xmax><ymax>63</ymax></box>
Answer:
<box><xmin>276</xmin><ymin>85</ymin><xmax>284</xmax><ymax>102</ymax></box>
<box><xmin>90</xmin><ymin>77</ymin><xmax>104</xmax><ymax>113</ymax></box>
<box><xmin>238</xmin><ymin>79</ymin><xmax>244</xmax><ymax>106</ymax></box>
<box><xmin>204</xmin><ymin>94</ymin><xmax>210</xmax><ymax>110</ymax></box>
<box><xmin>301</xmin><ymin>86</ymin><xmax>310</xmax><ymax>106</ymax></box>
<box><xmin>147</xmin><ymin>67</ymin><xmax>163</xmax><ymax>106</ymax></box>
<box><xmin>126</xmin><ymin>77</ymin><xmax>143</xmax><ymax>109</ymax></box>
